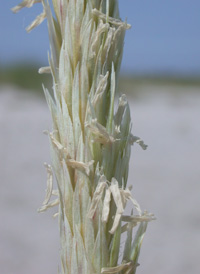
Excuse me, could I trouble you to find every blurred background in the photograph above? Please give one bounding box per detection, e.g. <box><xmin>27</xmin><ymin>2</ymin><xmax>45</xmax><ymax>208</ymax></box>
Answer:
<box><xmin>1</xmin><ymin>1</ymin><xmax>200</xmax><ymax>274</ymax></box>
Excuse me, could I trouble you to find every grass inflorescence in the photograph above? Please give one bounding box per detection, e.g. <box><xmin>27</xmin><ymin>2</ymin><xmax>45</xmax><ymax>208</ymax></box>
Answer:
<box><xmin>12</xmin><ymin>1</ymin><xmax>155</xmax><ymax>273</ymax></box>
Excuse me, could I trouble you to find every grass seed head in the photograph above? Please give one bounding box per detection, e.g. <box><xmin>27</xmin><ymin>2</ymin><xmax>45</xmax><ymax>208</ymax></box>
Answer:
<box><xmin>13</xmin><ymin>1</ymin><xmax>155</xmax><ymax>273</ymax></box>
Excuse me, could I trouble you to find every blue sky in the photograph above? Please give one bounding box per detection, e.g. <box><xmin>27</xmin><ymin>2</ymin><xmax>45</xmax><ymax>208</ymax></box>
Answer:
<box><xmin>1</xmin><ymin>0</ymin><xmax>200</xmax><ymax>75</ymax></box>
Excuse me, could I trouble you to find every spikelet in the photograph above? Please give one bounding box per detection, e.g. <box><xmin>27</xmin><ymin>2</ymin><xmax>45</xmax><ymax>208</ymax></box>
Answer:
<box><xmin>13</xmin><ymin>1</ymin><xmax>155</xmax><ymax>273</ymax></box>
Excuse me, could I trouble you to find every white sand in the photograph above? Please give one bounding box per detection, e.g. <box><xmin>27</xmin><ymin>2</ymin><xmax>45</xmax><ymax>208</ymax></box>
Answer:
<box><xmin>1</xmin><ymin>85</ymin><xmax>200</xmax><ymax>274</ymax></box>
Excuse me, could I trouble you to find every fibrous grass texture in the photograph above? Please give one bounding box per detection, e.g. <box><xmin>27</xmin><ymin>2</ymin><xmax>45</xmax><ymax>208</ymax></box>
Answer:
<box><xmin>13</xmin><ymin>1</ymin><xmax>155</xmax><ymax>273</ymax></box>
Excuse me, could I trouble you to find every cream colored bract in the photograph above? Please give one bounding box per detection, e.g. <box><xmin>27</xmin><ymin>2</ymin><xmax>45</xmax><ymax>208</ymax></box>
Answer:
<box><xmin>13</xmin><ymin>1</ymin><xmax>155</xmax><ymax>273</ymax></box>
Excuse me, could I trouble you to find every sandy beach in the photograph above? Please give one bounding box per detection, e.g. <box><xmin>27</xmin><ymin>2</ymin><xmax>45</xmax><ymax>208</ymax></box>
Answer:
<box><xmin>1</xmin><ymin>84</ymin><xmax>200</xmax><ymax>274</ymax></box>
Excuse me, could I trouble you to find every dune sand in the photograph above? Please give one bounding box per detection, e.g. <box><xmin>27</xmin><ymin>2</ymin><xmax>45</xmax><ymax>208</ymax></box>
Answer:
<box><xmin>1</xmin><ymin>85</ymin><xmax>200</xmax><ymax>274</ymax></box>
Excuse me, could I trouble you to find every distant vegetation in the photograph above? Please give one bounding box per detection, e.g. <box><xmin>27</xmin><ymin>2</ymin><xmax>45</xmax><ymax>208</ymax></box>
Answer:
<box><xmin>0</xmin><ymin>64</ymin><xmax>200</xmax><ymax>97</ymax></box>
<box><xmin>0</xmin><ymin>64</ymin><xmax>52</xmax><ymax>95</ymax></box>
